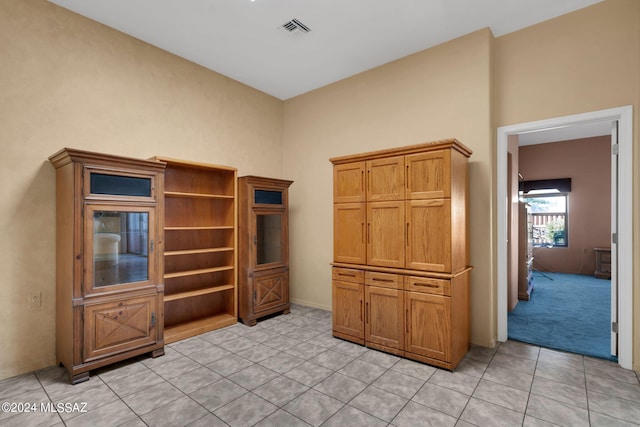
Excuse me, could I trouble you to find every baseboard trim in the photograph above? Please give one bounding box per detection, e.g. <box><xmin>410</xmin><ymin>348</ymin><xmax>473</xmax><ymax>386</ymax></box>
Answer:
<box><xmin>290</xmin><ymin>298</ymin><xmax>331</xmax><ymax>312</ymax></box>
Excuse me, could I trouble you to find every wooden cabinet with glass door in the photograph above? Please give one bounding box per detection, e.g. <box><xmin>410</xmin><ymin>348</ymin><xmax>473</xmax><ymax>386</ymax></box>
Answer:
<box><xmin>238</xmin><ymin>176</ymin><xmax>293</xmax><ymax>326</ymax></box>
<box><xmin>49</xmin><ymin>148</ymin><xmax>166</xmax><ymax>384</ymax></box>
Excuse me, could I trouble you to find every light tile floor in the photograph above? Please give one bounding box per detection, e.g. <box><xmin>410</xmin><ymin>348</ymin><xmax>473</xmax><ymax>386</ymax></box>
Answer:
<box><xmin>1</xmin><ymin>304</ymin><xmax>639</xmax><ymax>427</ymax></box>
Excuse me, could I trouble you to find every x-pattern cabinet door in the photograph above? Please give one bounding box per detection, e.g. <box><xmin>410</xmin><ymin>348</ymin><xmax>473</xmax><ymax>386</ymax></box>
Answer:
<box><xmin>83</xmin><ymin>294</ymin><xmax>159</xmax><ymax>363</ymax></box>
<box><xmin>252</xmin><ymin>268</ymin><xmax>289</xmax><ymax>316</ymax></box>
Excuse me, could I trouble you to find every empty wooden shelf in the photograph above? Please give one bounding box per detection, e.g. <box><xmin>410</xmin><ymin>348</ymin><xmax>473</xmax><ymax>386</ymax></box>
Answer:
<box><xmin>155</xmin><ymin>157</ymin><xmax>238</xmax><ymax>343</ymax></box>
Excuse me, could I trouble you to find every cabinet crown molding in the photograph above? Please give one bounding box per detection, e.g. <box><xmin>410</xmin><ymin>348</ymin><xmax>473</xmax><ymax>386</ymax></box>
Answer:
<box><xmin>329</xmin><ymin>138</ymin><xmax>472</xmax><ymax>164</ymax></box>
<box><xmin>50</xmin><ymin>148</ymin><xmax>166</xmax><ymax>171</ymax></box>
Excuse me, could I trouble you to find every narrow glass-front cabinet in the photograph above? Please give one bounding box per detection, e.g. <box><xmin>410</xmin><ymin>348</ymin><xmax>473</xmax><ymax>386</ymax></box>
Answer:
<box><xmin>238</xmin><ymin>176</ymin><xmax>293</xmax><ymax>326</ymax></box>
<box><xmin>49</xmin><ymin>149</ymin><xmax>165</xmax><ymax>384</ymax></box>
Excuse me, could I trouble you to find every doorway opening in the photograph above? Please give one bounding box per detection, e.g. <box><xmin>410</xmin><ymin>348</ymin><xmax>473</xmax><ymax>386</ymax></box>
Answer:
<box><xmin>497</xmin><ymin>106</ymin><xmax>633</xmax><ymax>370</ymax></box>
<box><xmin>508</xmin><ymin>134</ymin><xmax>613</xmax><ymax>360</ymax></box>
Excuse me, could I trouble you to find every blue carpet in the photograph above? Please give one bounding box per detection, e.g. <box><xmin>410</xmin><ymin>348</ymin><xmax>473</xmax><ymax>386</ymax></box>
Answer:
<box><xmin>508</xmin><ymin>272</ymin><xmax>617</xmax><ymax>361</ymax></box>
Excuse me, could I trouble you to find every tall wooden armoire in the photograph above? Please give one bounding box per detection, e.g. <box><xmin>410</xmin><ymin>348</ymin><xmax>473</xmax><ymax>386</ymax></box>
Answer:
<box><xmin>330</xmin><ymin>139</ymin><xmax>472</xmax><ymax>370</ymax></box>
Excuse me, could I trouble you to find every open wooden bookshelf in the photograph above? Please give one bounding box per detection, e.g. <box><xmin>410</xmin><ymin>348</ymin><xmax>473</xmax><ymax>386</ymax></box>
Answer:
<box><xmin>154</xmin><ymin>157</ymin><xmax>237</xmax><ymax>344</ymax></box>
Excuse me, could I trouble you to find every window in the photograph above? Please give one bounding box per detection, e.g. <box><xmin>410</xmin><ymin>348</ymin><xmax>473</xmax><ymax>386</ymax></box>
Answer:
<box><xmin>524</xmin><ymin>193</ymin><xmax>568</xmax><ymax>247</ymax></box>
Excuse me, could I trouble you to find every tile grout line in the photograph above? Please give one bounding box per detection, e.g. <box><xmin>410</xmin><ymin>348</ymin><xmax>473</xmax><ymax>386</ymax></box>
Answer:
<box><xmin>33</xmin><ymin>371</ymin><xmax>66</xmax><ymax>427</ymax></box>
<box><xmin>458</xmin><ymin>341</ymin><xmax>502</xmax><ymax>426</ymax></box>
<box><xmin>520</xmin><ymin>342</ymin><xmax>540</xmax><ymax>426</ymax></box>
<box><xmin>5</xmin><ymin>306</ymin><xmax>639</xmax><ymax>427</ymax></box>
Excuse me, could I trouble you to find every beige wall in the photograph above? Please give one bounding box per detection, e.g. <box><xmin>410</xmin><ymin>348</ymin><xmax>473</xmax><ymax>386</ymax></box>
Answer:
<box><xmin>2</xmin><ymin>0</ymin><xmax>639</xmax><ymax>380</ymax></box>
<box><xmin>519</xmin><ymin>136</ymin><xmax>611</xmax><ymax>274</ymax></box>
<box><xmin>0</xmin><ymin>0</ymin><xmax>284</xmax><ymax>379</ymax></box>
<box><xmin>284</xmin><ymin>0</ymin><xmax>639</xmax><ymax>367</ymax></box>
<box><xmin>494</xmin><ymin>0</ymin><xmax>639</xmax><ymax>370</ymax></box>
<box><xmin>283</xmin><ymin>29</ymin><xmax>496</xmax><ymax>347</ymax></box>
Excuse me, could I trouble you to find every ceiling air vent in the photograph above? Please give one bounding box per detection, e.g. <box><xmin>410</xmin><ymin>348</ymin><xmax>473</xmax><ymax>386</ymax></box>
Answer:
<box><xmin>281</xmin><ymin>18</ymin><xmax>311</xmax><ymax>33</ymax></box>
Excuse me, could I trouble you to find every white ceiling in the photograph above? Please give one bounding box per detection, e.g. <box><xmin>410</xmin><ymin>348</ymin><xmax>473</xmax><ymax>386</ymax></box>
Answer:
<box><xmin>49</xmin><ymin>0</ymin><xmax>603</xmax><ymax>100</ymax></box>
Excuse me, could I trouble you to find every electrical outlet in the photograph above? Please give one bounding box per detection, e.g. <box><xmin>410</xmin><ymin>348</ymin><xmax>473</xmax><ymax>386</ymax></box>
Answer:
<box><xmin>28</xmin><ymin>292</ymin><xmax>42</xmax><ymax>308</ymax></box>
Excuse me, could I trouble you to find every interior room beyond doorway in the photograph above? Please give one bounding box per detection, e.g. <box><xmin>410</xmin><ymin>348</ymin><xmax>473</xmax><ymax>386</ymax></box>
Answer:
<box><xmin>496</xmin><ymin>106</ymin><xmax>634</xmax><ymax>370</ymax></box>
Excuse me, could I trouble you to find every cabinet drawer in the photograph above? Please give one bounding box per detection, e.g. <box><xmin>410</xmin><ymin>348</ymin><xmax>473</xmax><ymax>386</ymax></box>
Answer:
<box><xmin>365</xmin><ymin>271</ymin><xmax>402</xmax><ymax>289</ymax></box>
<box><xmin>332</xmin><ymin>267</ymin><xmax>364</xmax><ymax>284</ymax></box>
<box><xmin>404</xmin><ymin>276</ymin><xmax>450</xmax><ymax>296</ymax></box>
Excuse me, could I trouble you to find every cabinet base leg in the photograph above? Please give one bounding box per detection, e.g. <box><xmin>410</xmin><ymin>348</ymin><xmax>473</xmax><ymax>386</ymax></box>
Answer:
<box><xmin>151</xmin><ymin>348</ymin><xmax>165</xmax><ymax>358</ymax></box>
<box><xmin>70</xmin><ymin>371</ymin><xmax>90</xmax><ymax>385</ymax></box>
<box><xmin>240</xmin><ymin>318</ymin><xmax>258</xmax><ymax>327</ymax></box>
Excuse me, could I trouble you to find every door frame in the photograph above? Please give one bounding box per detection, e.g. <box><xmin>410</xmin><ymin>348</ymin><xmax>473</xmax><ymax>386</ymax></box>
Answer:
<box><xmin>496</xmin><ymin>105</ymin><xmax>633</xmax><ymax>370</ymax></box>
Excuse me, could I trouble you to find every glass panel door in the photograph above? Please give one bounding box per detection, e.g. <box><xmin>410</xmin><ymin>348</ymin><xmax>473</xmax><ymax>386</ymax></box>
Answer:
<box><xmin>90</xmin><ymin>173</ymin><xmax>152</xmax><ymax>197</ymax></box>
<box><xmin>86</xmin><ymin>205</ymin><xmax>155</xmax><ymax>291</ymax></box>
<box><xmin>256</xmin><ymin>213</ymin><xmax>284</xmax><ymax>266</ymax></box>
<box><xmin>254</xmin><ymin>189</ymin><xmax>283</xmax><ymax>205</ymax></box>
<box><xmin>84</xmin><ymin>167</ymin><xmax>157</xmax><ymax>202</ymax></box>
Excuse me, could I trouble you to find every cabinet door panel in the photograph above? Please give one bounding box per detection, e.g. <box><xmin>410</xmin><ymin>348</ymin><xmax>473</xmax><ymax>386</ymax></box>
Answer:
<box><xmin>84</xmin><ymin>204</ymin><xmax>158</xmax><ymax>296</ymax></box>
<box><xmin>253</xmin><ymin>210</ymin><xmax>286</xmax><ymax>269</ymax></box>
<box><xmin>405</xmin><ymin>292</ymin><xmax>450</xmax><ymax>362</ymax></box>
<box><xmin>334</xmin><ymin>162</ymin><xmax>365</xmax><ymax>203</ymax></box>
<box><xmin>334</xmin><ymin>203</ymin><xmax>366</xmax><ymax>264</ymax></box>
<box><xmin>367</xmin><ymin>156</ymin><xmax>405</xmax><ymax>201</ymax></box>
<box><xmin>405</xmin><ymin>150</ymin><xmax>450</xmax><ymax>199</ymax></box>
<box><xmin>253</xmin><ymin>268</ymin><xmax>288</xmax><ymax>315</ymax></box>
<box><xmin>367</xmin><ymin>201</ymin><xmax>405</xmax><ymax>268</ymax></box>
<box><xmin>406</xmin><ymin>199</ymin><xmax>451</xmax><ymax>272</ymax></box>
<box><xmin>366</xmin><ymin>286</ymin><xmax>404</xmax><ymax>350</ymax></box>
<box><xmin>83</xmin><ymin>295</ymin><xmax>158</xmax><ymax>362</ymax></box>
<box><xmin>332</xmin><ymin>280</ymin><xmax>364</xmax><ymax>339</ymax></box>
